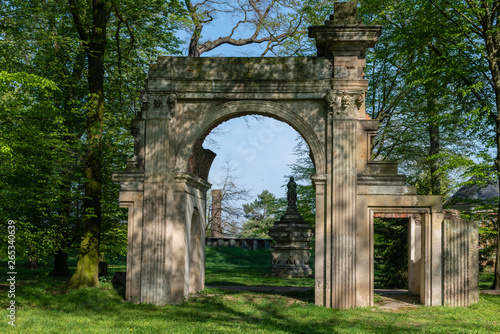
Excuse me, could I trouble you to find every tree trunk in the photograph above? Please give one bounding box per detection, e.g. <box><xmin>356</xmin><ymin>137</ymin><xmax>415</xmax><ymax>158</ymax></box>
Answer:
<box><xmin>66</xmin><ymin>0</ymin><xmax>107</xmax><ymax>289</ymax></box>
<box><xmin>428</xmin><ymin>97</ymin><xmax>440</xmax><ymax>196</ymax></box>
<box><xmin>494</xmin><ymin>117</ymin><xmax>500</xmax><ymax>290</ymax></box>
<box><xmin>424</xmin><ymin>70</ymin><xmax>441</xmax><ymax>196</ymax></box>
<box><xmin>51</xmin><ymin>251</ymin><xmax>71</xmax><ymax>277</ymax></box>
<box><xmin>494</xmin><ymin>229</ymin><xmax>500</xmax><ymax>290</ymax></box>
<box><xmin>185</xmin><ymin>0</ymin><xmax>202</xmax><ymax>57</ymax></box>
<box><xmin>26</xmin><ymin>257</ymin><xmax>39</xmax><ymax>270</ymax></box>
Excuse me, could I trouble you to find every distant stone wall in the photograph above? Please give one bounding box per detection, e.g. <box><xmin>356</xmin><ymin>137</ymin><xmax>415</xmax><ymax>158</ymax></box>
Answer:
<box><xmin>206</xmin><ymin>238</ymin><xmax>271</xmax><ymax>250</ymax></box>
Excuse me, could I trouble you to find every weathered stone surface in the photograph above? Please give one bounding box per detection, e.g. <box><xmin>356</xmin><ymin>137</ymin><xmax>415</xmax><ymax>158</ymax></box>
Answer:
<box><xmin>149</xmin><ymin>56</ymin><xmax>334</xmax><ymax>81</ymax></box>
<box><xmin>111</xmin><ymin>1</ymin><xmax>476</xmax><ymax>310</ymax></box>
<box><xmin>269</xmin><ymin>199</ymin><xmax>313</xmax><ymax>277</ymax></box>
<box><xmin>443</xmin><ymin>218</ymin><xmax>479</xmax><ymax>306</ymax></box>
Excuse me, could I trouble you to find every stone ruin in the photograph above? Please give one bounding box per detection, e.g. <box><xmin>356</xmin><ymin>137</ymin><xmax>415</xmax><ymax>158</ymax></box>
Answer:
<box><xmin>112</xmin><ymin>1</ymin><xmax>479</xmax><ymax>308</ymax></box>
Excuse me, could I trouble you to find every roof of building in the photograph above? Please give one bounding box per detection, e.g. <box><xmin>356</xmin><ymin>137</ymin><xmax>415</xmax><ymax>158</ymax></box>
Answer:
<box><xmin>448</xmin><ymin>177</ymin><xmax>499</xmax><ymax>208</ymax></box>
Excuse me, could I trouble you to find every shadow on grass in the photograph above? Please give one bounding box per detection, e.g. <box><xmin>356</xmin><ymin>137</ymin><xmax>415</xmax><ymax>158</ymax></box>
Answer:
<box><xmin>3</xmin><ymin>277</ymin><xmax>500</xmax><ymax>333</ymax></box>
<box><xmin>204</xmin><ymin>285</ymin><xmax>315</xmax><ymax>303</ymax></box>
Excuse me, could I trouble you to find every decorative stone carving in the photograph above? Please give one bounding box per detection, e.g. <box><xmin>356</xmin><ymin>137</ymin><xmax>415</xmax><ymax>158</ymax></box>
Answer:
<box><xmin>140</xmin><ymin>92</ymin><xmax>149</xmax><ymax>118</ymax></box>
<box><xmin>354</xmin><ymin>92</ymin><xmax>364</xmax><ymax>109</ymax></box>
<box><xmin>129</xmin><ymin>116</ymin><xmax>145</xmax><ymax>171</ymax></box>
<box><xmin>166</xmin><ymin>92</ymin><xmax>177</xmax><ymax>120</ymax></box>
<box><xmin>325</xmin><ymin>90</ymin><xmax>364</xmax><ymax>120</ymax></box>
<box><xmin>143</xmin><ymin>91</ymin><xmax>177</xmax><ymax>119</ymax></box>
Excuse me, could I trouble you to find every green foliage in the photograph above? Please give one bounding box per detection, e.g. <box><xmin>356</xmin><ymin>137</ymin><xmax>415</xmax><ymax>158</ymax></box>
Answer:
<box><xmin>99</xmin><ymin>222</ymin><xmax>128</xmax><ymax>262</ymax></box>
<box><xmin>459</xmin><ymin>204</ymin><xmax>498</xmax><ymax>273</ymax></box>
<box><xmin>374</xmin><ymin>218</ymin><xmax>408</xmax><ymax>289</ymax></box>
<box><xmin>0</xmin><ymin>257</ymin><xmax>499</xmax><ymax>333</ymax></box>
<box><xmin>240</xmin><ymin>190</ymin><xmax>283</xmax><ymax>238</ymax></box>
<box><xmin>359</xmin><ymin>0</ymin><xmax>500</xmax><ymax>287</ymax></box>
<box><xmin>288</xmin><ymin>137</ymin><xmax>316</xmax><ymax>226</ymax></box>
<box><xmin>0</xmin><ymin>71</ymin><xmax>82</xmax><ymax>262</ymax></box>
<box><xmin>0</xmin><ymin>0</ymin><xmax>187</xmax><ymax>277</ymax></box>
<box><xmin>358</xmin><ymin>0</ymin><xmax>485</xmax><ymax>199</ymax></box>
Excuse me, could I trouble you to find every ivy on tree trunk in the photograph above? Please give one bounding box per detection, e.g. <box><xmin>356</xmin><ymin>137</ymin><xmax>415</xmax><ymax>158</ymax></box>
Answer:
<box><xmin>66</xmin><ymin>0</ymin><xmax>108</xmax><ymax>288</ymax></box>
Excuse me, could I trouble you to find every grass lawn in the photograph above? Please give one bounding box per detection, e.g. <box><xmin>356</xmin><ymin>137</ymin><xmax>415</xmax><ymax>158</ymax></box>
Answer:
<box><xmin>1</xmin><ymin>247</ymin><xmax>499</xmax><ymax>333</ymax></box>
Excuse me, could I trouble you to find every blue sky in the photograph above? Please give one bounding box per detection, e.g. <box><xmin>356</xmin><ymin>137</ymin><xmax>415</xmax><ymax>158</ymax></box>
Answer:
<box><xmin>174</xmin><ymin>11</ymin><xmax>308</xmax><ymax>211</ymax></box>
<box><xmin>204</xmin><ymin>116</ymin><xmax>303</xmax><ymax>206</ymax></box>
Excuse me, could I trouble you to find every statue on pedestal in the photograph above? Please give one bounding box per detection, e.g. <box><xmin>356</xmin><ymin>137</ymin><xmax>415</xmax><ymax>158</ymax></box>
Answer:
<box><xmin>287</xmin><ymin>177</ymin><xmax>297</xmax><ymax>207</ymax></box>
<box><xmin>268</xmin><ymin>176</ymin><xmax>313</xmax><ymax>277</ymax></box>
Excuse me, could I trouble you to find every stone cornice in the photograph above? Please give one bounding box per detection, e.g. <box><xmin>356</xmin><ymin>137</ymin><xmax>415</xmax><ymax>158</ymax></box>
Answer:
<box><xmin>112</xmin><ymin>171</ymin><xmax>145</xmax><ymax>183</ymax></box>
<box><xmin>174</xmin><ymin>173</ymin><xmax>211</xmax><ymax>192</ymax></box>
<box><xmin>145</xmin><ymin>79</ymin><xmax>332</xmax><ymax>98</ymax></box>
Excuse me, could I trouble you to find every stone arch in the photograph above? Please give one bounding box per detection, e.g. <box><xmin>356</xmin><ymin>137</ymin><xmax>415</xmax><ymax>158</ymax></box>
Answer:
<box><xmin>112</xmin><ymin>3</ymin><xmax>473</xmax><ymax>308</ymax></box>
<box><xmin>176</xmin><ymin>100</ymin><xmax>326</xmax><ymax>177</ymax></box>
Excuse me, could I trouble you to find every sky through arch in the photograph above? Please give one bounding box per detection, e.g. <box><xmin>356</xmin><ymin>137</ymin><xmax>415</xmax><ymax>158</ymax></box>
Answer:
<box><xmin>204</xmin><ymin>116</ymin><xmax>304</xmax><ymax>217</ymax></box>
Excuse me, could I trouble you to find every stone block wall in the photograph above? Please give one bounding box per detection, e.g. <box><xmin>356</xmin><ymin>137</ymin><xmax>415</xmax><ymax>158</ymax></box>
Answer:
<box><xmin>206</xmin><ymin>238</ymin><xmax>271</xmax><ymax>250</ymax></box>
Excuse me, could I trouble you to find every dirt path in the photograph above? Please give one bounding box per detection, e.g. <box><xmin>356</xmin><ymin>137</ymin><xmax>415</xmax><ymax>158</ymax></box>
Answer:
<box><xmin>206</xmin><ymin>285</ymin><xmax>421</xmax><ymax>310</ymax></box>
<box><xmin>374</xmin><ymin>289</ymin><xmax>420</xmax><ymax>310</ymax></box>
<box><xmin>206</xmin><ymin>285</ymin><xmax>311</xmax><ymax>293</ymax></box>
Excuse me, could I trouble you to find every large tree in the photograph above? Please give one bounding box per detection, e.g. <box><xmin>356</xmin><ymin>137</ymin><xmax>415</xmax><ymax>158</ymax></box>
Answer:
<box><xmin>359</xmin><ymin>0</ymin><xmax>481</xmax><ymax>199</ymax></box>
<box><xmin>0</xmin><ymin>1</ymin><xmax>88</xmax><ymax>275</ymax></box>
<box><xmin>427</xmin><ymin>0</ymin><xmax>500</xmax><ymax>290</ymax></box>
<box><xmin>65</xmin><ymin>0</ymin><xmax>185</xmax><ymax>288</ymax></box>
<box><xmin>359</xmin><ymin>0</ymin><xmax>499</xmax><ymax>289</ymax></box>
<box><xmin>241</xmin><ymin>190</ymin><xmax>282</xmax><ymax>238</ymax></box>
<box><xmin>0</xmin><ymin>0</ymin><xmax>185</xmax><ymax>286</ymax></box>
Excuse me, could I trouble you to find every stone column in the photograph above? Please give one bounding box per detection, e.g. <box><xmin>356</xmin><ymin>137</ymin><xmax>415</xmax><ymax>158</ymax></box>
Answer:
<box><xmin>309</xmin><ymin>1</ymin><xmax>382</xmax><ymax>309</ymax></box>
<box><xmin>140</xmin><ymin>92</ymin><xmax>177</xmax><ymax>305</ymax></box>
<box><xmin>312</xmin><ymin>174</ymin><xmax>327</xmax><ymax>305</ymax></box>
<box><xmin>408</xmin><ymin>215</ymin><xmax>422</xmax><ymax>294</ymax></box>
<box><xmin>111</xmin><ymin>172</ymin><xmax>145</xmax><ymax>302</ymax></box>
<box><xmin>211</xmin><ymin>189</ymin><xmax>223</xmax><ymax>237</ymax></box>
<box><xmin>420</xmin><ymin>210</ymin><xmax>444</xmax><ymax>306</ymax></box>
<box><xmin>141</xmin><ymin>124</ymin><xmax>171</xmax><ymax>303</ymax></box>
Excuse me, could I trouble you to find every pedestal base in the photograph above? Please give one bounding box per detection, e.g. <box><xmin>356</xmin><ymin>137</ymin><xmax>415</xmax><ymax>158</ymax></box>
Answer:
<box><xmin>270</xmin><ymin>264</ymin><xmax>313</xmax><ymax>278</ymax></box>
<box><xmin>270</xmin><ymin>249</ymin><xmax>312</xmax><ymax>277</ymax></box>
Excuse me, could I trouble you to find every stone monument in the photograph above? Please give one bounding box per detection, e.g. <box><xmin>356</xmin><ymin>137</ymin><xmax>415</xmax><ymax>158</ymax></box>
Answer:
<box><xmin>268</xmin><ymin>177</ymin><xmax>313</xmax><ymax>277</ymax></box>
<box><xmin>112</xmin><ymin>1</ymin><xmax>479</xmax><ymax>309</ymax></box>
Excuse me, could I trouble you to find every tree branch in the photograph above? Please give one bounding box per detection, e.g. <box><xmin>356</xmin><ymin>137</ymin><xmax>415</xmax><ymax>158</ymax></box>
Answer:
<box><xmin>67</xmin><ymin>0</ymin><xmax>89</xmax><ymax>42</ymax></box>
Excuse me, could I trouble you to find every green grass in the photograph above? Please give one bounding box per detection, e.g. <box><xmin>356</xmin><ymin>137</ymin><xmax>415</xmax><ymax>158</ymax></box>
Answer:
<box><xmin>479</xmin><ymin>266</ymin><xmax>496</xmax><ymax>290</ymax></box>
<box><xmin>0</xmin><ymin>248</ymin><xmax>499</xmax><ymax>333</ymax></box>
<box><xmin>205</xmin><ymin>247</ymin><xmax>314</xmax><ymax>287</ymax></box>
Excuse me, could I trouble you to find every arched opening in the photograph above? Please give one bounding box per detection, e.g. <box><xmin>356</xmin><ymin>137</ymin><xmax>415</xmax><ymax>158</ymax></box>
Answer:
<box><xmin>194</xmin><ymin>113</ymin><xmax>317</xmax><ymax>292</ymax></box>
<box><xmin>177</xmin><ymin>100</ymin><xmax>325</xmax><ymax>178</ymax></box>
<box><xmin>189</xmin><ymin>209</ymin><xmax>203</xmax><ymax>294</ymax></box>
